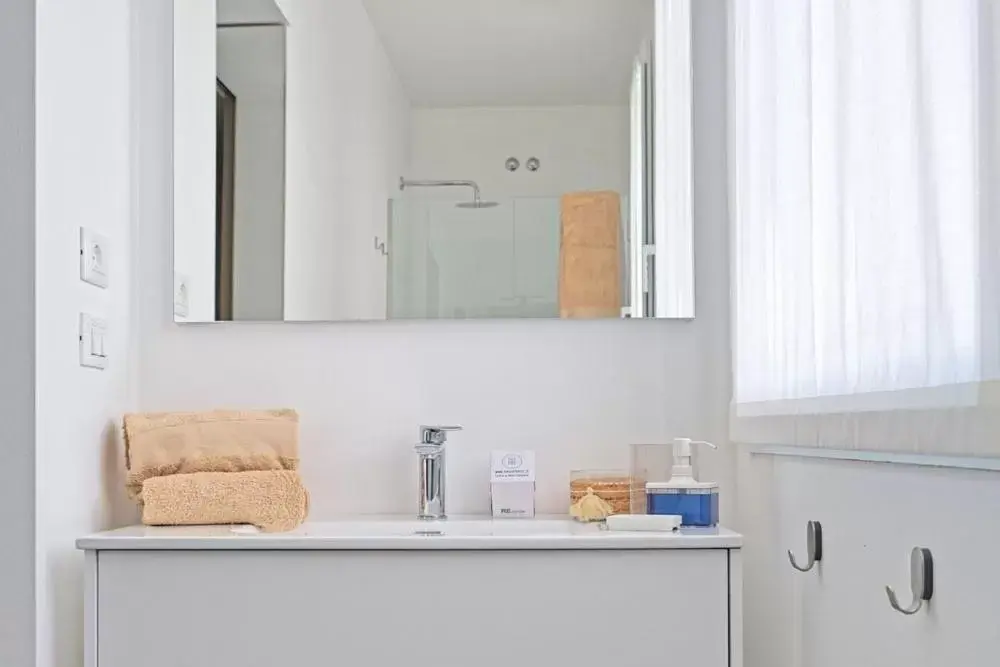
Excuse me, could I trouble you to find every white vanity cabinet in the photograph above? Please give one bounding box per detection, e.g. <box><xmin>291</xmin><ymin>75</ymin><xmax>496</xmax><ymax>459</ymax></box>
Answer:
<box><xmin>79</xmin><ymin>519</ymin><xmax>742</xmax><ymax>667</ymax></box>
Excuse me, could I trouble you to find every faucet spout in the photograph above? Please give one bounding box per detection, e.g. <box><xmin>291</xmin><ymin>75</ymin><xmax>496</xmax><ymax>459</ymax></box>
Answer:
<box><xmin>415</xmin><ymin>425</ymin><xmax>462</xmax><ymax>520</ymax></box>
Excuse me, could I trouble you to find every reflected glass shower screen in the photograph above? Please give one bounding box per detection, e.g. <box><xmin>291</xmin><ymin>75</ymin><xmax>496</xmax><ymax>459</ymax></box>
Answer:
<box><xmin>386</xmin><ymin>196</ymin><xmax>631</xmax><ymax>321</ymax></box>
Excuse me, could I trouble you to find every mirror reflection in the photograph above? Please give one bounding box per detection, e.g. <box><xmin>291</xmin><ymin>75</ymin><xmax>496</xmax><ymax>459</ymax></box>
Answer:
<box><xmin>174</xmin><ymin>0</ymin><xmax>691</xmax><ymax>322</ymax></box>
<box><xmin>214</xmin><ymin>16</ymin><xmax>287</xmax><ymax>321</ymax></box>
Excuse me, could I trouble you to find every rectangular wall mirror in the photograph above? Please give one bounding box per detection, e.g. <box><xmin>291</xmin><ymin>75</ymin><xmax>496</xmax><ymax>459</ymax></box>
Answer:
<box><xmin>173</xmin><ymin>0</ymin><xmax>694</xmax><ymax>322</ymax></box>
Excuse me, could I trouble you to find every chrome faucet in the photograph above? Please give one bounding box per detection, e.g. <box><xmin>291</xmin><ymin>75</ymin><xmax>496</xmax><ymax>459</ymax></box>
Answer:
<box><xmin>415</xmin><ymin>425</ymin><xmax>462</xmax><ymax>520</ymax></box>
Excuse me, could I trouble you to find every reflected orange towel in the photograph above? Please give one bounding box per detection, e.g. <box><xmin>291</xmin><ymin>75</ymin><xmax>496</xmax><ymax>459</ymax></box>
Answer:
<box><xmin>123</xmin><ymin>409</ymin><xmax>299</xmax><ymax>500</ymax></box>
<box><xmin>559</xmin><ymin>191</ymin><xmax>622</xmax><ymax>319</ymax></box>
<box><xmin>142</xmin><ymin>470</ymin><xmax>309</xmax><ymax>533</ymax></box>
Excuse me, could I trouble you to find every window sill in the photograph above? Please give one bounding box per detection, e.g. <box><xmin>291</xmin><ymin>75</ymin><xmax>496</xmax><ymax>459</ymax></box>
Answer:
<box><xmin>734</xmin><ymin>381</ymin><xmax>994</xmax><ymax>417</ymax></box>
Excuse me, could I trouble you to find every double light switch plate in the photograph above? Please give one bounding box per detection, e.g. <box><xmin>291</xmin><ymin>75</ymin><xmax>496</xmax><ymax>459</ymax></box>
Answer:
<box><xmin>80</xmin><ymin>313</ymin><xmax>108</xmax><ymax>370</ymax></box>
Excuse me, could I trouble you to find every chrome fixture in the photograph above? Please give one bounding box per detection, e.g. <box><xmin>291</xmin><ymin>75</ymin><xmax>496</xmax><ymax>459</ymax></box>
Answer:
<box><xmin>455</xmin><ymin>199</ymin><xmax>500</xmax><ymax>209</ymax></box>
<box><xmin>505</xmin><ymin>157</ymin><xmax>521</xmax><ymax>172</ymax></box>
<box><xmin>526</xmin><ymin>157</ymin><xmax>540</xmax><ymax>172</ymax></box>
<box><xmin>886</xmin><ymin>547</ymin><xmax>934</xmax><ymax>615</ymax></box>
<box><xmin>787</xmin><ymin>520</ymin><xmax>823</xmax><ymax>572</ymax></box>
<box><xmin>373</xmin><ymin>236</ymin><xmax>388</xmax><ymax>257</ymax></box>
<box><xmin>399</xmin><ymin>177</ymin><xmax>499</xmax><ymax>209</ymax></box>
<box><xmin>415</xmin><ymin>425</ymin><xmax>463</xmax><ymax>520</ymax></box>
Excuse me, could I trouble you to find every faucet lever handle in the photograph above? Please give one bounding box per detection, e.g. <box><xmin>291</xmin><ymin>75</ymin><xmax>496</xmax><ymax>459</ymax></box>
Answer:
<box><xmin>419</xmin><ymin>425</ymin><xmax>463</xmax><ymax>445</ymax></box>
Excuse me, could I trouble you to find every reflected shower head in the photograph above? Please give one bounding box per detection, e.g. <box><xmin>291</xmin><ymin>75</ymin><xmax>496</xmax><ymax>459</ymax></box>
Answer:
<box><xmin>456</xmin><ymin>200</ymin><xmax>500</xmax><ymax>209</ymax></box>
<box><xmin>399</xmin><ymin>177</ymin><xmax>499</xmax><ymax>209</ymax></box>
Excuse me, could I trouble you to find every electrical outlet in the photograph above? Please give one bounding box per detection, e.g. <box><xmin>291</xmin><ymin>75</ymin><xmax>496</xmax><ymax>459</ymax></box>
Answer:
<box><xmin>173</xmin><ymin>272</ymin><xmax>191</xmax><ymax>318</ymax></box>
<box><xmin>80</xmin><ymin>228</ymin><xmax>110</xmax><ymax>289</ymax></box>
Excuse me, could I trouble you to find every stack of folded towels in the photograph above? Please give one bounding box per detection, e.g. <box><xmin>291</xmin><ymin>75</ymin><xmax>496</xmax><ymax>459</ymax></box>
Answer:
<box><xmin>123</xmin><ymin>409</ymin><xmax>309</xmax><ymax>532</ymax></box>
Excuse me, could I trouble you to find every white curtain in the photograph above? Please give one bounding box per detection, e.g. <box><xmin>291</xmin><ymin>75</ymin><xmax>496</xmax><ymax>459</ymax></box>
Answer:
<box><xmin>731</xmin><ymin>0</ymin><xmax>1000</xmax><ymax>454</ymax></box>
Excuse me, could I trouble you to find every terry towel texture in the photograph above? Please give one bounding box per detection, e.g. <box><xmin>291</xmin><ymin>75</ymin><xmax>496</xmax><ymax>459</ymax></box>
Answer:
<box><xmin>558</xmin><ymin>191</ymin><xmax>622</xmax><ymax>319</ymax></box>
<box><xmin>124</xmin><ymin>409</ymin><xmax>308</xmax><ymax>532</ymax></box>
<box><xmin>123</xmin><ymin>409</ymin><xmax>299</xmax><ymax>501</ymax></box>
<box><xmin>142</xmin><ymin>470</ymin><xmax>309</xmax><ymax>533</ymax></box>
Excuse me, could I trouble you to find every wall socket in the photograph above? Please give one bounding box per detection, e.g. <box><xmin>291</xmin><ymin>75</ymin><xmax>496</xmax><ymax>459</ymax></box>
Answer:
<box><xmin>80</xmin><ymin>227</ymin><xmax>110</xmax><ymax>289</ymax></box>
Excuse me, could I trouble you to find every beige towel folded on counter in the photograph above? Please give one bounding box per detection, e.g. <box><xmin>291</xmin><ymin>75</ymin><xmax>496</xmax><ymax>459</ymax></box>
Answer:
<box><xmin>124</xmin><ymin>409</ymin><xmax>299</xmax><ymax>500</ymax></box>
<box><xmin>142</xmin><ymin>470</ymin><xmax>309</xmax><ymax>533</ymax></box>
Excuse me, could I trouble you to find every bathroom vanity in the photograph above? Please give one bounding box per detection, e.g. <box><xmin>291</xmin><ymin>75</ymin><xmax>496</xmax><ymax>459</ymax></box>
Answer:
<box><xmin>79</xmin><ymin>518</ymin><xmax>742</xmax><ymax>667</ymax></box>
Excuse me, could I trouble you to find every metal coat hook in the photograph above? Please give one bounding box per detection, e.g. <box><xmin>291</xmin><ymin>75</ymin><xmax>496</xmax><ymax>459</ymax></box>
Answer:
<box><xmin>788</xmin><ymin>520</ymin><xmax>823</xmax><ymax>572</ymax></box>
<box><xmin>886</xmin><ymin>547</ymin><xmax>933</xmax><ymax>615</ymax></box>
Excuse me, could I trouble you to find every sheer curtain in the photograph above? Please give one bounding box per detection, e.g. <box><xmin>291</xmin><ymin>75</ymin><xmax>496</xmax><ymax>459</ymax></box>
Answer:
<box><xmin>731</xmin><ymin>0</ymin><xmax>999</xmax><ymax>454</ymax></box>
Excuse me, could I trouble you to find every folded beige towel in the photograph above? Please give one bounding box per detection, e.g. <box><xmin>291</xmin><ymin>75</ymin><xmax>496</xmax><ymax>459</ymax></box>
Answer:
<box><xmin>124</xmin><ymin>409</ymin><xmax>299</xmax><ymax>500</ymax></box>
<box><xmin>559</xmin><ymin>191</ymin><xmax>622</xmax><ymax>319</ymax></box>
<box><xmin>142</xmin><ymin>470</ymin><xmax>309</xmax><ymax>532</ymax></box>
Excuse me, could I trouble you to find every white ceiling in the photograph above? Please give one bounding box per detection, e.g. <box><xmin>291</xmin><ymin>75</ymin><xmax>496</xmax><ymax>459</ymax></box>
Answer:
<box><xmin>362</xmin><ymin>0</ymin><xmax>655</xmax><ymax>108</ymax></box>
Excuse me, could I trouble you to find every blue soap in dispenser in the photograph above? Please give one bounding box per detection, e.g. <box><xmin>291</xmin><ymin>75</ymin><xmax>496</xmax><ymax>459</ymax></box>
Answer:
<box><xmin>646</xmin><ymin>438</ymin><xmax>719</xmax><ymax>527</ymax></box>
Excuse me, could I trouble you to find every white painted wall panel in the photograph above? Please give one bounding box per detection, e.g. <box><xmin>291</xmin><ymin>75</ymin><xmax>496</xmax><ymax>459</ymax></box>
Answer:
<box><xmin>739</xmin><ymin>453</ymin><xmax>1000</xmax><ymax>667</ymax></box>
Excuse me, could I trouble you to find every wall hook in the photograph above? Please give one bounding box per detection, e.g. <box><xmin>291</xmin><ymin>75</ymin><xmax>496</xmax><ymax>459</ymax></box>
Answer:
<box><xmin>374</xmin><ymin>236</ymin><xmax>389</xmax><ymax>257</ymax></box>
<box><xmin>885</xmin><ymin>547</ymin><xmax>933</xmax><ymax>615</ymax></box>
<box><xmin>787</xmin><ymin>520</ymin><xmax>823</xmax><ymax>572</ymax></box>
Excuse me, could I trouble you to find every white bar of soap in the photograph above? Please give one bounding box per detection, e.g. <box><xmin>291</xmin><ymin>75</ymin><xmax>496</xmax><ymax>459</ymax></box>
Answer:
<box><xmin>605</xmin><ymin>514</ymin><xmax>681</xmax><ymax>532</ymax></box>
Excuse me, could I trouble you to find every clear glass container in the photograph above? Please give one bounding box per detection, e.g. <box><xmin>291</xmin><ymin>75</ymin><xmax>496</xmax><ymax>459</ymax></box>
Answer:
<box><xmin>628</xmin><ymin>443</ymin><xmax>676</xmax><ymax>514</ymax></box>
<box><xmin>569</xmin><ymin>470</ymin><xmax>631</xmax><ymax>521</ymax></box>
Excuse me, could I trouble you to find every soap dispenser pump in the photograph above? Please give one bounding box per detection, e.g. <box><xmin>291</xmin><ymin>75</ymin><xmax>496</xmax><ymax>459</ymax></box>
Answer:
<box><xmin>645</xmin><ymin>438</ymin><xmax>719</xmax><ymax>527</ymax></box>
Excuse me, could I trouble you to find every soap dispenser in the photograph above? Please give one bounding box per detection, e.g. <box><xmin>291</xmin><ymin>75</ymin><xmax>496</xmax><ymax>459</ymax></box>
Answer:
<box><xmin>645</xmin><ymin>438</ymin><xmax>719</xmax><ymax>527</ymax></box>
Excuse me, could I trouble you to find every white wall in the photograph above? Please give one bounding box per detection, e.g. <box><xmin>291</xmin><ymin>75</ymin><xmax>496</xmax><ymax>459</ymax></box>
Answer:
<box><xmin>134</xmin><ymin>0</ymin><xmax>734</xmax><ymax>521</ymax></box>
<box><xmin>409</xmin><ymin>106</ymin><xmax>630</xmax><ymax>199</ymax></box>
<box><xmin>279</xmin><ymin>0</ymin><xmax>411</xmax><ymax>321</ymax></box>
<box><xmin>0</xmin><ymin>0</ymin><xmax>36</xmax><ymax>664</ymax></box>
<box><xmin>217</xmin><ymin>26</ymin><xmax>286</xmax><ymax>321</ymax></box>
<box><xmin>34</xmin><ymin>2</ymin><xmax>135</xmax><ymax>667</ymax></box>
<box><xmin>690</xmin><ymin>0</ymin><xmax>734</xmax><ymax>520</ymax></box>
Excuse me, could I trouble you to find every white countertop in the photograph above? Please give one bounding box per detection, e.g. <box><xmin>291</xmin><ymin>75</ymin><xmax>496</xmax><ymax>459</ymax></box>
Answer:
<box><xmin>77</xmin><ymin>516</ymin><xmax>742</xmax><ymax>551</ymax></box>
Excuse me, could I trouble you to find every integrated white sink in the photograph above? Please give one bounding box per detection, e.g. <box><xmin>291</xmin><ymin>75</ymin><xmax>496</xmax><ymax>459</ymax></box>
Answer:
<box><xmin>77</xmin><ymin>515</ymin><xmax>741</xmax><ymax>550</ymax></box>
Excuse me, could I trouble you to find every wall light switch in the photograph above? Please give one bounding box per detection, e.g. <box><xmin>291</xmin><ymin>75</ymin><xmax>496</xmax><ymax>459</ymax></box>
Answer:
<box><xmin>79</xmin><ymin>313</ymin><xmax>108</xmax><ymax>370</ymax></box>
<box><xmin>80</xmin><ymin>228</ymin><xmax>110</xmax><ymax>288</ymax></box>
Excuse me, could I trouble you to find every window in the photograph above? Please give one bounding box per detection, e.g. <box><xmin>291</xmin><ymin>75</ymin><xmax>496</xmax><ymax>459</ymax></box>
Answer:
<box><xmin>732</xmin><ymin>0</ymin><xmax>992</xmax><ymax>415</ymax></box>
